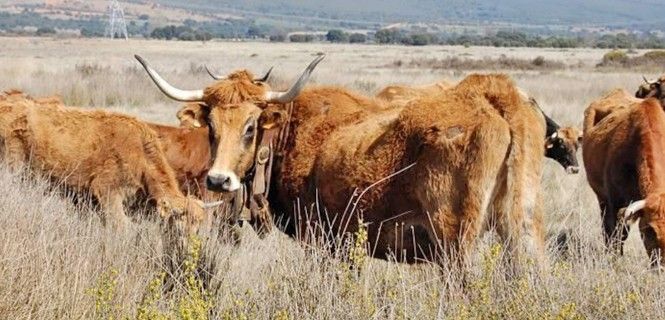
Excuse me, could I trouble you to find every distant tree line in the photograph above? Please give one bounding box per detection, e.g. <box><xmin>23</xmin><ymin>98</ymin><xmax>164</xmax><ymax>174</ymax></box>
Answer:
<box><xmin>440</xmin><ymin>31</ymin><xmax>665</xmax><ymax>49</ymax></box>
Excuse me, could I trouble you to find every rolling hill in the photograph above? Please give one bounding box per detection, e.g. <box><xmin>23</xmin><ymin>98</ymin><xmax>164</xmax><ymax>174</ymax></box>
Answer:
<box><xmin>155</xmin><ymin>0</ymin><xmax>665</xmax><ymax>29</ymax></box>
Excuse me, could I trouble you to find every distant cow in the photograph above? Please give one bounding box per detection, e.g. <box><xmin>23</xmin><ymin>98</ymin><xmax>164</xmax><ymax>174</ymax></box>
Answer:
<box><xmin>584</xmin><ymin>92</ymin><xmax>665</xmax><ymax>264</ymax></box>
<box><xmin>541</xmin><ymin>108</ymin><xmax>582</xmax><ymax>174</ymax></box>
<box><xmin>635</xmin><ymin>76</ymin><xmax>665</xmax><ymax>103</ymax></box>
<box><xmin>0</xmin><ymin>92</ymin><xmax>212</xmax><ymax>234</ymax></box>
<box><xmin>140</xmin><ymin>58</ymin><xmax>548</xmax><ymax>269</ymax></box>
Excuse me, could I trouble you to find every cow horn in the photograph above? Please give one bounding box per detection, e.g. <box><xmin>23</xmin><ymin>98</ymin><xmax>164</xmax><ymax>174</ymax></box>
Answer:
<box><xmin>205</xmin><ymin>65</ymin><xmax>225</xmax><ymax>80</ymax></box>
<box><xmin>643</xmin><ymin>76</ymin><xmax>658</xmax><ymax>85</ymax></box>
<box><xmin>255</xmin><ymin>66</ymin><xmax>273</xmax><ymax>82</ymax></box>
<box><xmin>265</xmin><ymin>54</ymin><xmax>325</xmax><ymax>103</ymax></box>
<box><xmin>135</xmin><ymin>55</ymin><xmax>204</xmax><ymax>102</ymax></box>
<box><xmin>202</xmin><ymin>200</ymin><xmax>225</xmax><ymax>209</ymax></box>
<box><xmin>550</xmin><ymin>132</ymin><xmax>558</xmax><ymax>139</ymax></box>
<box><xmin>206</xmin><ymin>66</ymin><xmax>273</xmax><ymax>82</ymax></box>
<box><xmin>623</xmin><ymin>199</ymin><xmax>646</xmax><ymax>221</ymax></box>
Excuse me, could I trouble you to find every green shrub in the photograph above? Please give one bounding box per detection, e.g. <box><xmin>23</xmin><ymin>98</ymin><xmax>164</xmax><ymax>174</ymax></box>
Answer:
<box><xmin>349</xmin><ymin>33</ymin><xmax>366</xmax><ymax>44</ymax></box>
<box><xmin>326</xmin><ymin>29</ymin><xmax>348</xmax><ymax>43</ymax></box>
<box><xmin>602</xmin><ymin>50</ymin><xmax>628</xmax><ymax>64</ymax></box>
<box><xmin>643</xmin><ymin>50</ymin><xmax>665</xmax><ymax>60</ymax></box>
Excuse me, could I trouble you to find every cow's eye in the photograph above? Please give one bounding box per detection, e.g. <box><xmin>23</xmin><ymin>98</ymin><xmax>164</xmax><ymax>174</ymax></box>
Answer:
<box><xmin>244</xmin><ymin>124</ymin><xmax>255</xmax><ymax>139</ymax></box>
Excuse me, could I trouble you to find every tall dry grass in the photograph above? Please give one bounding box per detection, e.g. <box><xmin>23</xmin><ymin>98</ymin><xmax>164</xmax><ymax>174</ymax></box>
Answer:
<box><xmin>0</xmin><ymin>37</ymin><xmax>664</xmax><ymax>319</ymax></box>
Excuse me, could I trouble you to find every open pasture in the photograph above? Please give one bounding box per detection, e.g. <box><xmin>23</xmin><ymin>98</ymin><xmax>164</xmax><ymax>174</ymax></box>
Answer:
<box><xmin>0</xmin><ymin>37</ymin><xmax>663</xmax><ymax>319</ymax></box>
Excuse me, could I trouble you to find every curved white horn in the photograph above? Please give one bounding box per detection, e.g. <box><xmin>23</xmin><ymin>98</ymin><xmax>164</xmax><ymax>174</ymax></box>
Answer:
<box><xmin>202</xmin><ymin>200</ymin><xmax>225</xmax><ymax>209</ymax></box>
<box><xmin>623</xmin><ymin>199</ymin><xmax>646</xmax><ymax>220</ymax></box>
<box><xmin>135</xmin><ymin>55</ymin><xmax>204</xmax><ymax>102</ymax></box>
<box><xmin>206</xmin><ymin>66</ymin><xmax>273</xmax><ymax>82</ymax></box>
<box><xmin>255</xmin><ymin>66</ymin><xmax>274</xmax><ymax>82</ymax></box>
<box><xmin>643</xmin><ymin>76</ymin><xmax>657</xmax><ymax>85</ymax></box>
<box><xmin>265</xmin><ymin>54</ymin><xmax>325</xmax><ymax>103</ymax></box>
<box><xmin>205</xmin><ymin>65</ymin><xmax>225</xmax><ymax>80</ymax></box>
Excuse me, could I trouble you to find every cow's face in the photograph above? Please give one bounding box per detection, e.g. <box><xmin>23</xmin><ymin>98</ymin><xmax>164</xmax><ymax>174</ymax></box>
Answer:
<box><xmin>635</xmin><ymin>82</ymin><xmax>657</xmax><ymax>99</ymax></box>
<box><xmin>636</xmin><ymin>77</ymin><xmax>664</xmax><ymax>103</ymax></box>
<box><xmin>641</xmin><ymin>218</ymin><xmax>665</xmax><ymax>266</ymax></box>
<box><xmin>136</xmin><ymin>54</ymin><xmax>323</xmax><ymax>191</ymax></box>
<box><xmin>205</xmin><ymin>103</ymin><xmax>285</xmax><ymax>193</ymax></box>
<box><xmin>545</xmin><ymin>127</ymin><xmax>582</xmax><ymax>174</ymax></box>
<box><xmin>638</xmin><ymin>196</ymin><xmax>665</xmax><ymax>266</ymax></box>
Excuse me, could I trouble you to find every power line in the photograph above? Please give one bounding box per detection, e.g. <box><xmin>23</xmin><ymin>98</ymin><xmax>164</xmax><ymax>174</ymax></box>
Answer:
<box><xmin>105</xmin><ymin>0</ymin><xmax>128</xmax><ymax>40</ymax></box>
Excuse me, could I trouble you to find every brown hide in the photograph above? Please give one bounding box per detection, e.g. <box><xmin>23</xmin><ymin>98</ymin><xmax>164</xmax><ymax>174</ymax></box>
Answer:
<box><xmin>147</xmin><ymin>122</ymin><xmax>212</xmax><ymax>197</ymax></box>
<box><xmin>0</xmin><ymin>95</ymin><xmax>205</xmax><ymax>232</ymax></box>
<box><xmin>375</xmin><ymin>81</ymin><xmax>455</xmax><ymax>107</ymax></box>
<box><xmin>584</xmin><ymin>88</ymin><xmax>640</xmax><ymax>134</ymax></box>
<box><xmin>273</xmin><ymin>74</ymin><xmax>546</xmax><ymax>266</ymax></box>
<box><xmin>583</xmin><ymin>98</ymin><xmax>665</xmax><ymax>263</ymax></box>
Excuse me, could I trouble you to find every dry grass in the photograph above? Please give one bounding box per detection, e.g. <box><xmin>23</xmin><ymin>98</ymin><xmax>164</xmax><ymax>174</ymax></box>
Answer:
<box><xmin>1</xmin><ymin>37</ymin><xmax>665</xmax><ymax>319</ymax></box>
<box><xmin>389</xmin><ymin>55</ymin><xmax>568</xmax><ymax>71</ymax></box>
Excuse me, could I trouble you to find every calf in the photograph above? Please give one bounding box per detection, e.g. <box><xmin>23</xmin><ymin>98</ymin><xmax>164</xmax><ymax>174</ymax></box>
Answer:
<box><xmin>0</xmin><ymin>92</ymin><xmax>212</xmax><ymax>233</ymax></box>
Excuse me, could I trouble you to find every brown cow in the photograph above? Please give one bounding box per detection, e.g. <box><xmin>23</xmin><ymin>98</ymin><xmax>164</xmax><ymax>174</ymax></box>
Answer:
<box><xmin>0</xmin><ymin>92</ymin><xmax>213</xmax><ymax>233</ymax></box>
<box><xmin>301</xmin><ymin>74</ymin><xmax>546</xmax><ymax>267</ymax></box>
<box><xmin>584</xmin><ymin>97</ymin><xmax>665</xmax><ymax>265</ymax></box>
<box><xmin>377</xmin><ymin>82</ymin><xmax>582</xmax><ymax>174</ymax></box>
<box><xmin>139</xmin><ymin>57</ymin><xmax>547</xmax><ymax>270</ymax></box>
<box><xmin>6</xmin><ymin>92</ymin><xmax>217</xmax><ymax>201</ymax></box>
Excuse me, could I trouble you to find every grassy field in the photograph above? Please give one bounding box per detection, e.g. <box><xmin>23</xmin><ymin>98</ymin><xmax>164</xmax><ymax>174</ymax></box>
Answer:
<box><xmin>0</xmin><ymin>37</ymin><xmax>664</xmax><ymax>319</ymax></box>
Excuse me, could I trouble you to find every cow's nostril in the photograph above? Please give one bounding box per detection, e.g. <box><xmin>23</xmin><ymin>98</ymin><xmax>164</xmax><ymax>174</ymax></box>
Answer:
<box><xmin>206</xmin><ymin>176</ymin><xmax>216</xmax><ymax>188</ymax></box>
<box><xmin>566</xmin><ymin>166</ymin><xmax>580</xmax><ymax>174</ymax></box>
<box><xmin>221</xmin><ymin>176</ymin><xmax>232</xmax><ymax>189</ymax></box>
<box><xmin>207</xmin><ymin>174</ymin><xmax>234</xmax><ymax>191</ymax></box>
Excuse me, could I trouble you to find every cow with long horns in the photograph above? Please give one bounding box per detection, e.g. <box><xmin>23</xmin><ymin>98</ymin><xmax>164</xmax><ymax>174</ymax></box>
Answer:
<box><xmin>137</xmin><ymin>55</ymin><xmax>546</xmax><ymax>270</ymax></box>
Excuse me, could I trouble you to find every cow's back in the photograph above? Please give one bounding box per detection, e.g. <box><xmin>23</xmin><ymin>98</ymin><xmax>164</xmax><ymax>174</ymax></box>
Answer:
<box><xmin>584</xmin><ymin>89</ymin><xmax>640</xmax><ymax>134</ymax></box>
<box><xmin>16</xmin><ymin>103</ymin><xmax>157</xmax><ymax>191</ymax></box>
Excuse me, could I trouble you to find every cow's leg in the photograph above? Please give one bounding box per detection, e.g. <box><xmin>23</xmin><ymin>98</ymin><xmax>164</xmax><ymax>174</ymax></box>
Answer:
<box><xmin>91</xmin><ymin>181</ymin><xmax>129</xmax><ymax>230</ymax></box>
<box><xmin>101</xmin><ymin>192</ymin><xmax>129</xmax><ymax>230</ymax></box>
<box><xmin>603</xmin><ymin>201</ymin><xmax>629</xmax><ymax>255</ymax></box>
<box><xmin>494</xmin><ymin>135</ymin><xmax>546</xmax><ymax>273</ymax></box>
<box><xmin>3</xmin><ymin>130</ymin><xmax>27</xmax><ymax>171</ymax></box>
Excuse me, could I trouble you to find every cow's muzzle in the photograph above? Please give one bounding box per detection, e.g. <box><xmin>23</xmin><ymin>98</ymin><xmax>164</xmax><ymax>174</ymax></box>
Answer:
<box><xmin>206</xmin><ymin>171</ymin><xmax>241</xmax><ymax>192</ymax></box>
<box><xmin>565</xmin><ymin>166</ymin><xmax>580</xmax><ymax>174</ymax></box>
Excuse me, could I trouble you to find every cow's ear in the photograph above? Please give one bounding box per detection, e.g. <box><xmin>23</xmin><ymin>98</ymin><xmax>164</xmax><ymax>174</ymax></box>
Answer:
<box><xmin>177</xmin><ymin>103</ymin><xmax>210</xmax><ymax>128</ymax></box>
<box><xmin>259</xmin><ymin>108</ymin><xmax>287</xmax><ymax>130</ymax></box>
<box><xmin>545</xmin><ymin>132</ymin><xmax>558</xmax><ymax>149</ymax></box>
